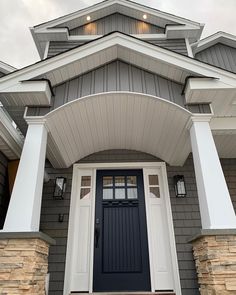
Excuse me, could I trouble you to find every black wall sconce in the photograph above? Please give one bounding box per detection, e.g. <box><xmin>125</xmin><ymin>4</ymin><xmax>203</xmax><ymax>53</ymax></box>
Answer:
<box><xmin>53</xmin><ymin>177</ymin><xmax>67</xmax><ymax>200</ymax></box>
<box><xmin>173</xmin><ymin>175</ymin><xmax>187</xmax><ymax>198</ymax></box>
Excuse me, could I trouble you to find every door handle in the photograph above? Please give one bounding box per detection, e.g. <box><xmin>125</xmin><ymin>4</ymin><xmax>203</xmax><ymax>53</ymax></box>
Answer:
<box><xmin>95</xmin><ymin>226</ymin><xmax>100</xmax><ymax>248</ymax></box>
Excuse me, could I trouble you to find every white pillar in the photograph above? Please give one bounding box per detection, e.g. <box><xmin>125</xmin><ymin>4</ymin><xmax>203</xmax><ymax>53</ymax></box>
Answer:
<box><xmin>190</xmin><ymin>117</ymin><xmax>236</xmax><ymax>229</ymax></box>
<box><xmin>3</xmin><ymin>122</ymin><xmax>48</xmax><ymax>232</ymax></box>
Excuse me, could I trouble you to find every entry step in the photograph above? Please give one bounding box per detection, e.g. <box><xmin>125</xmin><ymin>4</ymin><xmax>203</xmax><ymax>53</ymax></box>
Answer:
<box><xmin>70</xmin><ymin>293</ymin><xmax>175</xmax><ymax>295</ymax></box>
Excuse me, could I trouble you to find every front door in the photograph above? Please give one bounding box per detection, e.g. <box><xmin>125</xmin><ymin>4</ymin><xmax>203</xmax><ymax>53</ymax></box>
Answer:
<box><xmin>93</xmin><ymin>169</ymin><xmax>151</xmax><ymax>292</ymax></box>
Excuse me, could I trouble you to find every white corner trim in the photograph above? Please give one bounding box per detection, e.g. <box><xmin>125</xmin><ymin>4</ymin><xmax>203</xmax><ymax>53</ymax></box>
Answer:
<box><xmin>43</xmin><ymin>42</ymin><xmax>50</xmax><ymax>59</ymax></box>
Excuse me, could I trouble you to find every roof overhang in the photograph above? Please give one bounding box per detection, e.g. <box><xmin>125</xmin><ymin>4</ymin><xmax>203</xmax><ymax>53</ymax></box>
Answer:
<box><xmin>193</xmin><ymin>31</ymin><xmax>236</xmax><ymax>54</ymax></box>
<box><xmin>31</xmin><ymin>0</ymin><xmax>203</xmax><ymax>58</ymax></box>
<box><xmin>184</xmin><ymin>77</ymin><xmax>236</xmax><ymax>116</ymax></box>
<box><xmin>1</xmin><ymin>32</ymin><xmax>236</xmax><ymax>113</ymax></box>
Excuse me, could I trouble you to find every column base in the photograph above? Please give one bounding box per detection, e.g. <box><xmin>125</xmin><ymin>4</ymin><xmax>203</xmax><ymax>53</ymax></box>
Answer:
<box><xmin>0</xmin><ymin>232</ymin><xmax>55</xmax><ymax>295</ymax></box>
<box><xmin>190</xmin><ymin>229</ymin><xmax>236</xmax><ymax>295</ymax></box>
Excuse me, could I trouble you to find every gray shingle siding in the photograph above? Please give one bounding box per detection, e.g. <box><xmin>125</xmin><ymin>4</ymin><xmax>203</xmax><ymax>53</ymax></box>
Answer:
<box><xmin>70</xmin><ymin>13</ymin><xmax>164</xmax><ymax>36</ymax></box>
<box><xmin>195</xmin><ymin>43</ymin><xmax>236</xmax><ymax>73</ymax></box>
<box><xmin>40</xmin><ymin>151</ymin><xmax>236</xmax><ymax>295</ymax></box>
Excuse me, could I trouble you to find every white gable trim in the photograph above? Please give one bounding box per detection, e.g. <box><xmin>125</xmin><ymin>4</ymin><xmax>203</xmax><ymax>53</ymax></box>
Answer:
<box><xmin>1</xmin><ymin>32</ymin><xmax>236</xmax><ymax>103</ymax></box>
<box><xmin>193</xmin><ymin>31</ymin><xmax>236</xmax><ymax>54</ymax></box>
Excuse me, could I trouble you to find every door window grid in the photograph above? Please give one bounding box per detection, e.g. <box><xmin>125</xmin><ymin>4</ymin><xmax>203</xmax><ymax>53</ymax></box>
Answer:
<box><xmin>80</xmin><ymin>175</ymin><xmax>92</xmax><ymax>200</ymax></box>
<box><xmin>148</xmin><ymin>174</ymin><xmax>160</xmax><ymax>198</ymax></box>
<box><xmin>103</xmin><ymin>175</ymin><xmax>138</xmax><ymax>200</ymax></box>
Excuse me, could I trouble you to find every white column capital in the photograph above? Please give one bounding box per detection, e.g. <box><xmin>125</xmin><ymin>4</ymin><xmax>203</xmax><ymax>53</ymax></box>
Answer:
<box><xmin>186</xmin><ymin>115</ymin><xmax>213</xmax><ymax>130</ymax></box>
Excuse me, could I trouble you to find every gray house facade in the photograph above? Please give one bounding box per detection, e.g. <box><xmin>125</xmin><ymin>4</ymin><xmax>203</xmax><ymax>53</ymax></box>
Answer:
<box><xmin>0</xmin><ymin>1</ymin><xmax>236</xmax><ymax>295</ymax></box>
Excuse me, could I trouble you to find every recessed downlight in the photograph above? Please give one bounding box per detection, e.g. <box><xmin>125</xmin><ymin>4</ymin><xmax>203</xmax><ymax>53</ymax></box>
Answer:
<box><xmin>143</xmin><ymin>14</ymin><xmax>147</xmax><ymax>20</ymax></box>
<box><xmin>86</xmin><ymin>15</ymin><xmax>91</xmax><ymax>21</ymax></box>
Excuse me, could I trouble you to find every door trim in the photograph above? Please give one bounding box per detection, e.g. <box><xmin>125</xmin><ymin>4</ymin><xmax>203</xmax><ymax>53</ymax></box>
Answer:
<box><xmin>63</xmin><ymin>162</ymin><xmax>182</xmax><ymax>295</ymax></box>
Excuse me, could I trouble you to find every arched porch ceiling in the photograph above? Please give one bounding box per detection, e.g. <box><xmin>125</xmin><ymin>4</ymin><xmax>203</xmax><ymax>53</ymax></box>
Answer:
<box><xmin>44</xmin><ymin>92</ymin><xmax>192</xmax><ymax>168</ymax></box>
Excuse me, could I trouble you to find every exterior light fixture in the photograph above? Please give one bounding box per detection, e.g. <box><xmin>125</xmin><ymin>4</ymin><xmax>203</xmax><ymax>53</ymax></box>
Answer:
<box><xmin>54</xmin><ymin>177</ymin><xmax>67</xmax><ymax>199</ymax></box>
<box><xmin>86</xmin><ymin>15</ymin><xmax>91</xmax><ymax>21</ymax></box>
<box><xmin>173</xmin><ymin>175</ymin><xmax>186</xmax><ymax>198</ymax></box>
<box><xmin>143</xmin><ymin>14</ymin><xmax>147</xmax><ymax>20</ymax></box>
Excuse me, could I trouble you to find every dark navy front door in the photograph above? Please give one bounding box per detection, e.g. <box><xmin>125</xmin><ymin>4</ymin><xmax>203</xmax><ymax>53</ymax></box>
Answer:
<box><xmin>93</xmin><ymin>169</ymin><xmax>151</xmax><ymax>292</ymax></box>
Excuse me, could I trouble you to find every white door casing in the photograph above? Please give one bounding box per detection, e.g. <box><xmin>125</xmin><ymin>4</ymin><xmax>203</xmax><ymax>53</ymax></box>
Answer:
<box><xmin>64</xmin><ymin>162</ymin><xmax>182</xmax><ymax>295</ymax></box>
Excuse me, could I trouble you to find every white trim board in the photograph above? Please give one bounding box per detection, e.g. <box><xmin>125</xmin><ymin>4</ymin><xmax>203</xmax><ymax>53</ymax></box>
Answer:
<box><xmin>64</xmin><ymin>162</ymin><xmax>182</xmax><ymax>295</ymax></box>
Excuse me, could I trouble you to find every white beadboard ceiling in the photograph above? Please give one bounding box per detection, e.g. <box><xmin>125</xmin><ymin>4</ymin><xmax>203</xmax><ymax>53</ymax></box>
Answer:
<box><xmin>44</xmin><ymin>92</ymin><xmax>192</xmax><ymax>168</ymax></box>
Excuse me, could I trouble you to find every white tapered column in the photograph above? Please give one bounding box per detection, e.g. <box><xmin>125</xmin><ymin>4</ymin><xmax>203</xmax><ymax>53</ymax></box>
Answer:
<box><xmin>190</xmin><ymin>117</ymin><xmax>236</xmax><ymax>229</ymax></box>
<box><xmin>3</xmin><ymin>121</ymin><xmax>48</xmax><ymax>232</ymax></box>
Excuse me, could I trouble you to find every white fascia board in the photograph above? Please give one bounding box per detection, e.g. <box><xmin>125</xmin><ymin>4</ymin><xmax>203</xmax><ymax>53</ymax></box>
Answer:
<box><xmin>193</xmin><ymin>31</ymin><xmax>236</xmax><ymax>54</ymax></box>
<box><xmin>33</xmin><ymin>0</ymin><xmax>201</xmax><ymax>31</ymax></box>
<box><xmin>0</xmin><ymin>80</ymin><xmax>52</xmax><ymax>106</ymax></box>
<box><xmin>210</xmin><ymin>117</ymin><xmax>236</xmax><ymax>131</ymax></box>
<box><xmin>0</xmin><ymin>61</ymin><xmax>16</xmax><ymax>74</ymax></box>
<box><xmin>166</xmin><ymin>25</ymin><xmax>203</xmax><ymax>42</ymax></box>
<box><xmin>1</xmin><ymin>33</ymin><xmax>236</xmax><ymax>93</ymax></box>
<box><xmin>0</xmin><ymin>107</ymin><xmax>23</xmax><ymax>158</ymax></box>
<box><xmin>35</xmin><ymin>28</ymin><xmax>69</xmax><ymax>42</ymax></box>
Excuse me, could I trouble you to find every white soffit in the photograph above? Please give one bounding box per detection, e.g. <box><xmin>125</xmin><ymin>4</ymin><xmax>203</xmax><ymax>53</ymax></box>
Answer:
<box><xmin>1</xmin><ymin>32</ymin><xmax>236</xmax><ymax>106</ymax></box>
<box><xmin>0</xmin><ymin>80</ymin><xmax>52</xmax><ymax>107</ymax></box>
<box><xmin>40</xmin><ymin>92</ymin><xmax>192</xmax><ymax>168</ymax></box>
<box><xmin>193</xmin><ymin>31</ymin><xmax>236</xmax><ymax>54</ymax></box>
<box><xmin>185</xmin><ymin>78</ymin><xmax>236</xmax><ymax>116</ymax></box>
<box><xmin>0</xmin><ymin>107</ymin><xmax>23</xmax><ymax>159</ymax></box>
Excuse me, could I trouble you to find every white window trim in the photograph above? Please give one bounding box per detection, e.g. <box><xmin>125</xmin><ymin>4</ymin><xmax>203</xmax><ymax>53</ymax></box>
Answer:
<box><xmin>64</xmin><ymin>162</ymin><xmax>182</xmax><ymax>295</ymax></box>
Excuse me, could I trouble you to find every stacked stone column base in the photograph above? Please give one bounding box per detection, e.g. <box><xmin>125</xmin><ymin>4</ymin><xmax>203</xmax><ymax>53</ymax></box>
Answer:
<box><xmin>0</xmin><ymin>233</ymin><xmax>53</xmax><ymax>295</ymax></box>
<box><xmin>191</xmin><ymin>231</ymin><xmax>236</xmax><ymax>295</ymax></box>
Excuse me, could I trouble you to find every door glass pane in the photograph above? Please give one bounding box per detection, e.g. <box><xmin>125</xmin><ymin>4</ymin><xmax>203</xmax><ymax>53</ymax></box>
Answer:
<box><xmin>149</xmin><ymin>175</ymin><xmax>159</xmax><ymax>186</ymax></box>
<box><xmin>127</xmin><ymin>176</ymin><xmax>137</xmax><ymax>187</ymax></box>
<box><xmin>81</xmin><ymin>176</ymin><xmax>91</xmax><ymax>187</ymax></box>
<box><xmin>127</xmin><ymin>188</ymin><xmax>138</xmax><ymax>199</ymax></box>
<box><xmin>80</xmin><ymin>188</ymin><xmax>90</xmax><ymax>199</ymax></box>
<box><xmin>103</xmin><ymin>189</ymin><xmax>113</xmax><ymax>199</ymax></box>
<box><xmin>150</xmin><ymin>187</ymin><xmax>160</xmax><ymax>198</ymax></box>
<box><xmin>115</xmin><ymin>176</ymin><xmax>125</xmax><ymax>187</ymax></box>
<box><xmin>103</xmin><ymin>176</ymin><xmax>113</xmax><ymax>187</ymax></box>
<box><xmin>115</xmin><ymin>188</ymin><xmax>125</xmax><ymax>199</ymax></box>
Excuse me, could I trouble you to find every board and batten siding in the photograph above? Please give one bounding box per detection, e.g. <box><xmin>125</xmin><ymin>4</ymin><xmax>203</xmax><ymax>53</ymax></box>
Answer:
<box><xmin>0</xmin><ymin>151</ymin><xmax>10</xmax><ymax>229</ymax></box>
<box><xmin>69</xmin><ymin>13</ymin><xmax>164</xmax><ymax>36</ymax></box>
<box><xmin>195</xmin><ymin>43</ymin><xmax>236</xmax><ymax>73</ymax></box>
<box><xmin>40</xmin><ymin>150</ymin><xmax>203</xmax><ymax>295</ymax></box>
<box><xmin>47</xmin><ymin>39</ymin><xmax>188</xmax><ymax>58</ymax></box>
<box><xmin>49</xmin><ymin>60</ymin><xmax>184</xmax><ymax>112</ymax></box>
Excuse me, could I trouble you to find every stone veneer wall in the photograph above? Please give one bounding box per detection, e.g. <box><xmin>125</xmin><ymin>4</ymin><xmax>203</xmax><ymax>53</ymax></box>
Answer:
<box><xmin>40</xmin><ymin>152</ymin><xmax>236</xmax><ymax>295</ymax></box>
<box><xmin>192</xmin><ymin>233</ymin><xmax>236</xmax><ymax>295</ymax></box>
<box><xmin>0</xmin><ymin>238</ymin><xmax>50</xmax><ymax>294</ymax></box>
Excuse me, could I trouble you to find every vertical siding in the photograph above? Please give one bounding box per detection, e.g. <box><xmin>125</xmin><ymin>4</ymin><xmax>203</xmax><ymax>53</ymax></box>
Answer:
<box><xmin>52</xmin><ymin>60</ymin><xmax>184</xmax><ymax>110</ymax></box>
<box><xmin>195</xmin><ymin>43</ymin><xmax>236</xmax><ymax>73</ymax></box>
<box><xmin>0</xmin><ymin>151</ymin><xmax>10</xmax><ymax>229</ymax></box>
<box><xmin>70</xmin><ymin>13</ymin><xmax>164</xmax><ymax>36</ymax></box>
